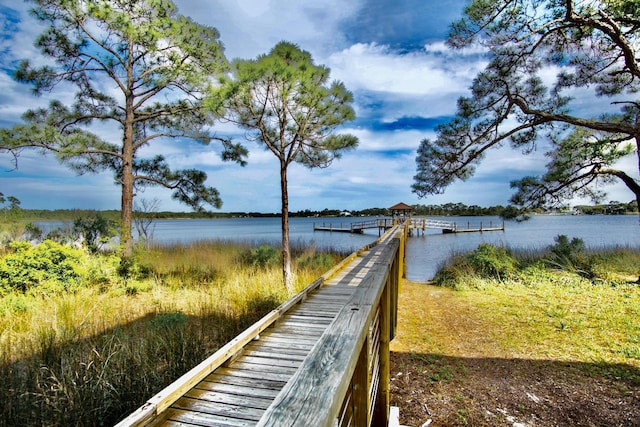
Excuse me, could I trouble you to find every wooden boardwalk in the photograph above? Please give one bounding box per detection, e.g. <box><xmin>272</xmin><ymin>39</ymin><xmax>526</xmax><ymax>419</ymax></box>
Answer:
<box><xmin>315</xmin><ymin>217</ymin><xmax>504</xmax><ymax>236</ymax></box>
<box><xmin>409</xmin><ymin>218</ymin><xmax>504</xmax><ymax>234</ymax></box>
<box><xmin>313</xmin><ymin>218</ymin><xmax>394</xmax><ymax>234</ymax></box>
<box><xmin>116</xmin><ymin>226</ymin><xmax>404</xmax><ymax>427</ymax></box>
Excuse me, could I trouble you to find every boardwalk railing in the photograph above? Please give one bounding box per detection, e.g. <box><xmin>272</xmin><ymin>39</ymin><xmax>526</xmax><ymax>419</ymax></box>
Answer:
<box><xmin>350</xmin><ymin>218</ymin><xmax>395</xmax><ymax>232</ymax></box>
<box><xmin>313</xmin><ymin>218</ymin><xmax>395</xmax><ymax>233</ymax></box>
<box><xmin>408</xmin><ymin>218</ymin><xmax>504</xmax><ymax>234</ymax></box>
<box><xmin>116</xmin><ymin>225</ymin><xmax>406</xmax><ymax>427</ymax></box>
<box><xmin>408</xmin><ymin>218</ymin><xmax>456</xmax><ymax>232</ymax></box>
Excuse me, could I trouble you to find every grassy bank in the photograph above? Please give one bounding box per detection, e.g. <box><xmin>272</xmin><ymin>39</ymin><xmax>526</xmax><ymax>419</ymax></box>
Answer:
<box><xmin>0</xmin><ymin>240</ymin><xmax>344</xmax><ymax>426</ymax></box>
<box><xmin>390</xmin><ymin>243</ymin><xmax>640</xmax><ymax>426</ymax></box>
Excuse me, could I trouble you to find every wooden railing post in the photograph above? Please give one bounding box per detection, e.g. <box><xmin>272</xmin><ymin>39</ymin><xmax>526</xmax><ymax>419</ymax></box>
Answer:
<box><xmin>373</xmin><ymin>273</ymin><xmax>391</xmax><ymax>425</ymax></box>
<box><xmin>352</xmin><ymin>336</ymin><xmax>370</xmax><ymax>426</ymax></box>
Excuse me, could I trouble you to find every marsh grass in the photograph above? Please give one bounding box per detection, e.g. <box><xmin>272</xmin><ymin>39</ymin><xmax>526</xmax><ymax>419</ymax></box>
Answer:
<box><xmin>0</xmin><ymin>240</ymin><xmax>343</xmax><ymax>426</ymax></box>
<box><xmin>427</xmin><ymin>244</ymin><xmax>640</xmax><ymax>382</ymax></box>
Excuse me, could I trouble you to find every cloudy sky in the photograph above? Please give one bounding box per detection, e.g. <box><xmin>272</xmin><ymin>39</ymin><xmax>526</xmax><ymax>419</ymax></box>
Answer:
<box><xmin>0</xmin><ymin>0</ymin><xmax>635</xmax><ymax>213</ymax></box>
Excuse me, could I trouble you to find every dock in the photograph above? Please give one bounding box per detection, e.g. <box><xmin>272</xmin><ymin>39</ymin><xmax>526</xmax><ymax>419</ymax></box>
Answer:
<box><xmin>116</xmin><ymin>225</ymin><xmax>405</xmax><ymax>427</ymax></box>
<box><xmin>313</xmin><ymin>218</ymin><xmax>394</xmax><ymax>234</ymax></box>
<box><xmin>410</xmin><ymin>218</ymin><xmax>505</xmax><ymax>234</ymax></box>
<box><xmin>314</xmin><ymin>217</ymin><xmax>505</xmax><ymax>235</ymax></box>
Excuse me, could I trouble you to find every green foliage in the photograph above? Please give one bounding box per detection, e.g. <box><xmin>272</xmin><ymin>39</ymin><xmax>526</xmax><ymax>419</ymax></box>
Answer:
<box><xmin>215</xmin><ymin>41</ymin><xmax>358</xmax><ymax>169</ymax></box>
<box><xmin>0</xmin><ymin>240</ymin><xmax>121</xmax><ymax>294</ymax></box>
<box><xmin>413</xmin><ymin>0</ymin><xmax>640</xmax><ymax>210</ymax></box>
<box><xmin>547</xmin><ymin>235</ymin><xmax>587</xmax><ymax>269</ymax></box>
<box><xmin>297</xmin><ymin>253</ymin><xmax>335</xmax><ymax>271</ymax></box>
<box><xmin>467</xmin><ymin>243</ymin><xmax>517</xmax><ymax>279</ymax></box>
<box><xmin>0</xmin><ymin>192</ymin><xmax>22</xmax><ymax>222</ymax></box>
<box><xmin>240</xmin><ymin>245</ymin><xmax>280</xmax><ymax>268</ymax></box>
<box><xmin>73</xmin><ymin>214</ymin><xmax>117</xmax><ymax>253</ymax></box>
<box><xmin>434</xmin><ymin>243</ymin><xmax>517</xmax><ymax>287</ymax></box>
<box><xmin>23</xmin><ymin>222</ymin><xmax>43</xmax><ymax>241</ymax></box>
<box><xmin>116</xmin><ymin>255</ymin><xmax>151</xmax><ymax>280</ymax></box>
<box><xmin>0</xmin><ymin>292</ymin><xmax>31</xmax><ymax>313</ymax></box>
<box><xmin>44</xmin><ymin>224</ymin><xmax>75</xmax><ymax>245</ymax></box>
<box><xmin>0</xmin><ymin>240</ymin><xmax>85</xmax><ymax>292</ymax></box>
<box><xmin>432</xmin><ymin>255</ymin><xmax>474</xmax><ymax>289</ymax></box>
<box><xmin>435</xmin><ymin>236</ymin><xmax>640</xmax><ymax>289</ymax></box>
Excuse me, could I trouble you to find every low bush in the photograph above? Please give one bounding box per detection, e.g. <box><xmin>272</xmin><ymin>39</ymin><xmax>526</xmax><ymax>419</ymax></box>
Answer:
<box><xmin>0</xmin><ymin>240</ymin><xmax>86</xmax><ymax>293</ymax></box>
<box><xmin>467</xmin><ymin>243</ymin><xmax>517</xmax><ymax>279</ymax></box>
<box><xmin>73</xmin><ymin>214</ymin><xmax>117</xmax><ymax>253</ymax></box>
<box><xmin>0</xmin><ymin>240</ymin><xmax>121</xmax><ymax>295</ymax></box>
<box><xmin>240</xmin><ymin>244</ymin><xmax>280</xmax><ymax>268</ymax></box>
<box><xmin>545</xmin><ymin>235</ymin><xmax>594</xmax><ymax>277</ymax></box>
<box><xmin>433</xmin><ymin>243</ymin><xmax>517</xmax><ymax>288</ymax></box>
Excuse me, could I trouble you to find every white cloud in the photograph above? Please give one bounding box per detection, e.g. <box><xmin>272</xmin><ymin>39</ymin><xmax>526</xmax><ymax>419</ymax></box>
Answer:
<box><xmin>173</xmin><ymin>0</ymin><xmax>363</xmax><ymax>59</ymax></box>
<box><xmin>423</xmin><ymin>40</ymin><xmax>488</xmax><ymax>56</ymax></box>
<box><xmin>347</xmin><ymin>127</ymin><xmax>425</xmax><ymax>152</ymax></box>
<box><xmin>327</xmin><ymin>42</ymin><xmax>488</xmax><ymax>97</ymax></box>
<box><xmin>3</xmin><ymin>0</ymin><xmax>633</xmax><ymax>214</ymax></box>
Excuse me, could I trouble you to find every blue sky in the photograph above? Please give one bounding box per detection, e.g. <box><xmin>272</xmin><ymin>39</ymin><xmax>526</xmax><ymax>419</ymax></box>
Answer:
<box><xmin>0</xmin><ymin>0</ymin><xmax>635</xmax><ymax>213</ymax></box>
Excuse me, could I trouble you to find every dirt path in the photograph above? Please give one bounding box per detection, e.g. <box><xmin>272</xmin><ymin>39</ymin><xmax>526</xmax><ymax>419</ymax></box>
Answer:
<box><xmin>389</xmin><ymin>282</ymin><xmax>640</xmax><ymax>427</ymax></box>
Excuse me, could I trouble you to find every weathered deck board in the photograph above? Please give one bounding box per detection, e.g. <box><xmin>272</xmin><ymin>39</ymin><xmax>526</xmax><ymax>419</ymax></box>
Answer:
<box><xmin>161</xmin><ymin>408</ymin><xmax>254</xmax><ymax>427</ymax></box>
<box><xmin>195</xmin><ymin>381</ymin><xmax>280</xmax><ymax>400</ymax></box>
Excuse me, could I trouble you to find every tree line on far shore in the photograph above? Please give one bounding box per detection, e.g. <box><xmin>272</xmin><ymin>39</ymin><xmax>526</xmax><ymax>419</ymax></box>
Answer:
<box><xmin>4</xmin><ymin>199</ymin><xmax>637</xmax><ymax>223</ymax></box>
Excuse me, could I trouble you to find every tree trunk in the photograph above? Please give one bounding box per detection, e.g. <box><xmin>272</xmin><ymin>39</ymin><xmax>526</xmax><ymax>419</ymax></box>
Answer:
<box><xmin>280</xmin><ymin>161</ymin><xmax>293</xmax><ymax>294</ymax></box>
<box><xmin>121</xmin><ymin>95</ymin><xmax>135</xmax><ymax>257</ymax></box>
<box><xmin>121</xmin><ymin>159</ymin><xmax>133</xmax><ymax>257</ymax></box>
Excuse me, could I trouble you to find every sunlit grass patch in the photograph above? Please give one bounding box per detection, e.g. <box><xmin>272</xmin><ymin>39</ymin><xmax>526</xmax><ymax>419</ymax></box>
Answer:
<box><xmin>413</xmin><ymin>242</ymin><xmax>640</xmax><ymax>384</ymax></box>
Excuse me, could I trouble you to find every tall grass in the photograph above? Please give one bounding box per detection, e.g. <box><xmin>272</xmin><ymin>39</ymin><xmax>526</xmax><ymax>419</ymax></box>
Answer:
<box><xmin>0</xmin><ymin>240</ymin><xmax>344</xmax><ymax>426</ymax></box>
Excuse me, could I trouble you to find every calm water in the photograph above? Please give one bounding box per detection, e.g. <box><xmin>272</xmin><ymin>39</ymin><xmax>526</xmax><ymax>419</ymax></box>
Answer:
<box><xmin>37</xmin><ymin>215</ymin><xmax>640</xmax><ymax>281</ymax></box>
<box><xmin>145</xmin><ymin>215</ymin><xmax>639</xmax><ymax>281</ymax></box>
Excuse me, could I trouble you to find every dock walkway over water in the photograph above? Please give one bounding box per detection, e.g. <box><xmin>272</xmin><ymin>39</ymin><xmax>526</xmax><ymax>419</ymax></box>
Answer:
<box><xmin>117</xmin><ymin>225</ymin><xmax>405</xmax><ymax>427</ymax></box>
<box><xmin>314</xmin><ymin>217</ymin><xmax>505</xmax><ymax>235</ymax></box>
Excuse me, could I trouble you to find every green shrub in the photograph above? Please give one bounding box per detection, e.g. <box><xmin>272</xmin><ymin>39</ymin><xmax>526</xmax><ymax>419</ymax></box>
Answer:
<box><xmin>0</xmin><ymin>293</ymin><xmax>31</xmax><ymax>314</ymax></box>
<box><xmin>117</xmin><ymin>256</ymin><xmax>151</xmax><ymax>280</ymax></box>
<box><xmin>433</xmin><ymin>244</ymin><xmax>517</xmax><ymax>287</ymax></box>
<box><xmin>433</xmin><ymin>254</ymin><xmax>474</xmax><ymax>288</ymax></box>
<box><xmin>546</xmin><ymin>235</ymin><xmax>594</xmax><ymax>277</ymax></box>
<box><xmin>73</xmin><ymin>214</ymin><xmax>117</xmax><ymax>253</ymax></box>
<box><xmin>297</xmin><ymin>253</ymin><xmax>335</xmax><ymax>270</ymax></box>
<box><xmin>0</xmin><ymin>240</ymin><xmax>86</xmax><ymax>292</ymax></box>
<box><xmin>240</xmin><ymin>245</ymin><xmax>280</xmax><ymax>268</ymax></box>
<box><xmin>548</xmin><ymin>235</ymin><xmax>585</xmax><ymax>266</ymax></box>
<box><xmin>23</xmin><ymin>222</ymin><xmax>43</xmax><ymax>241</ymax></box>
<box><xmin>467</xmin><ymin>243</ymin><xmax>517</xmax><ymax>280</ymax></box>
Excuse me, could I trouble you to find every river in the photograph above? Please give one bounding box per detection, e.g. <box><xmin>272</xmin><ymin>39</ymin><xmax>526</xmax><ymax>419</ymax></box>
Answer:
<box><xmin>135</xmin><ymin>214</ymin><xmax>638</xmax><ymax>281</ymax></box>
